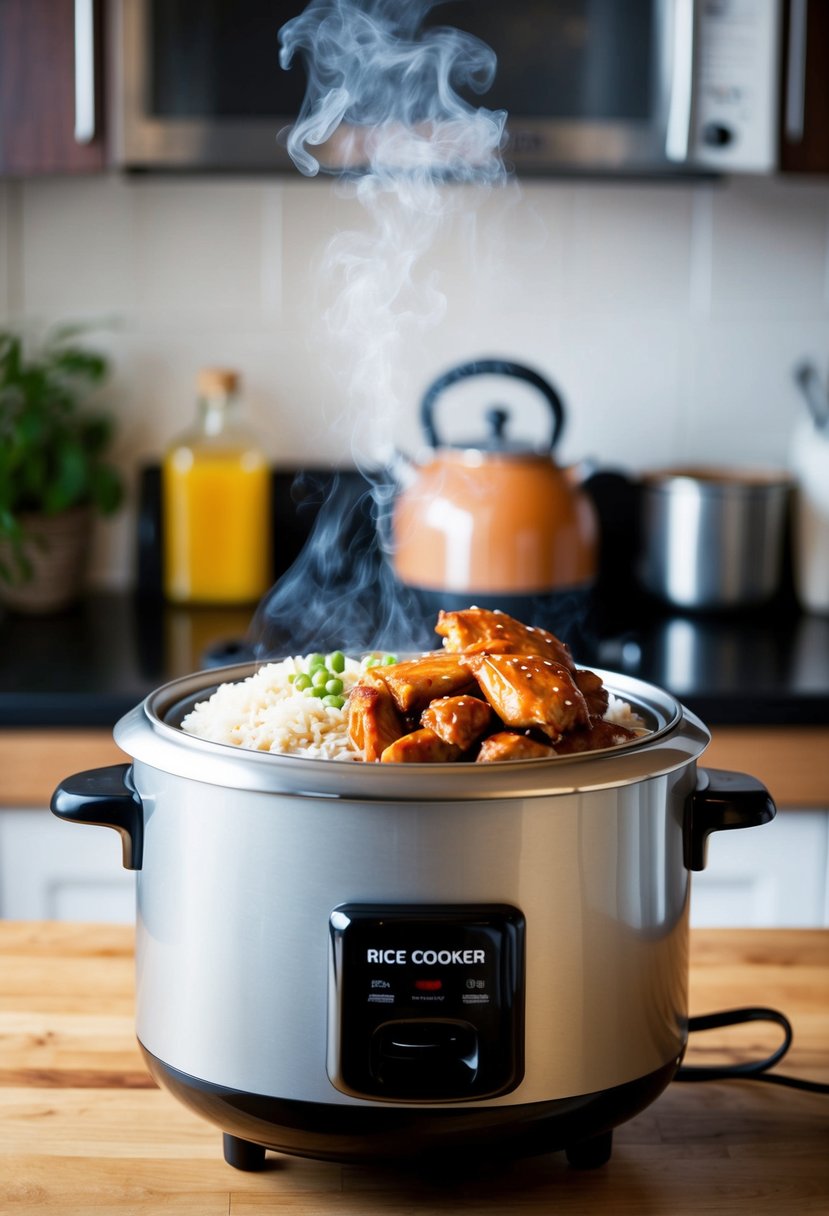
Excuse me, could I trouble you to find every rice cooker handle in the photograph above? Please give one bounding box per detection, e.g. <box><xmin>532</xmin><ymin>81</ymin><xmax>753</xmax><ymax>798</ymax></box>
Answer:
<box><xmin>50</xmin><ymin>763</ymin><xmax>143</xmax><ymax>871</ymax></box>
<box><xmin>684</xmin><ymin>767</ymin><xmax>776</xmax><ymax>872</ymax></box>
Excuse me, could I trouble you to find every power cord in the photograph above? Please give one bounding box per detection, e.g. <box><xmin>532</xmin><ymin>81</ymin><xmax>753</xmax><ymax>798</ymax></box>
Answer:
<box><xmin>675</xmin><ymin>1006</ymin><xmax>829</xmax><ymax>1094</ymax></box>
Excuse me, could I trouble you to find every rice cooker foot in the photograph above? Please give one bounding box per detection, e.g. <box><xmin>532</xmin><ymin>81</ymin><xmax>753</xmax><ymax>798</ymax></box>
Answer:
<box><xmin>564</xmin><ymin>1130</ymin><xmax>613</xmax><ymax>1169</ymax></box>
<box><xmin>223</xmin><ymin>1132</ymin><xmax>267</xmax><ymax>1171</ymax></box>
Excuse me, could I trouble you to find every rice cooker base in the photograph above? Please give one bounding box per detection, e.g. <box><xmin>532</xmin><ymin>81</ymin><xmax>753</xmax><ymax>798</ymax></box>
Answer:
<box><xmin>142</xmin><ymin>1043</ymin><xmax>677</xmax><ymax>1167</ymax></box>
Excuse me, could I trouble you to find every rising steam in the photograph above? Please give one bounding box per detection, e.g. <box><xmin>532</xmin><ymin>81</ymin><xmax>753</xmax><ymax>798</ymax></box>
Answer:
<box><xmin>252</xmin><ymin>0</ymin><xmax>509</xmax><ymax>657</ymax></box>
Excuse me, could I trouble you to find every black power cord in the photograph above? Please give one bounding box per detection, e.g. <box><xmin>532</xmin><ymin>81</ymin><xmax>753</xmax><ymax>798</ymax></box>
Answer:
<box><xmin>675</xmin><ymin>1006</ymin><xmax>829</xmax><ymax>1094</ymax></box>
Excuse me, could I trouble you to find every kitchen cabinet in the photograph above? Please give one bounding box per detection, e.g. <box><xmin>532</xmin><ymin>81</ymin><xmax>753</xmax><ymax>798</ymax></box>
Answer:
<box><xmin>780</xmin><ymin>0</ymin><xmax>829</xmax><ymax>173</ymax></box>
<box><xmin>0</xmin><ymin>0</ymin><xmax>106</xmax><ymax>175</ymax></box>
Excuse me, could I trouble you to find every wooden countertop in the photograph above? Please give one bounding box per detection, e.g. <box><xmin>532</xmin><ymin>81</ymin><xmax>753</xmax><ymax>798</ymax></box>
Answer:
<box><xmin>0</xmin><ymin>924</ymin><xmax>827</xmax><ymax>1214</ymax></box>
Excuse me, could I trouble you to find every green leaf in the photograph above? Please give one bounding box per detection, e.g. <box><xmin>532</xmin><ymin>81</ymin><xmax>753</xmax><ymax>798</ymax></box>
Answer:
<box><xmin>0</xmin><ymin>323</ymin><xmax>123</xmax><ymax>533</ymax></box>
<box><xmin>89</xmin><ymin>463</ymin><xmax>124</xmax><ymax>514</ymax></box>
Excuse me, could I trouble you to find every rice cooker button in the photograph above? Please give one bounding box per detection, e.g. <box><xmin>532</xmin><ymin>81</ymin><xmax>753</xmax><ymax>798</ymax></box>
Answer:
<box><xmin>371</xmin><ymin>1019</ymin><xmax>479</xmax><ymax>1096</ymax></box>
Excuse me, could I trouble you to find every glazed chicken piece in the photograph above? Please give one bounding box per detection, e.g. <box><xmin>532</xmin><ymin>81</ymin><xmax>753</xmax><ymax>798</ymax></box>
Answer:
<box><xmin>476</xmin><ymin>732</ymin><xmax>555</xmax><ymax>763</ymax></box>
<box><xmin>347</xmin><ymin>671</ymin><xmax>405</xmax><ymax>762</ymax></box>
<box><xmin>380</xmin><ymin>728</ymin><xmax>462</xmax><ymax>764</ymax></box>
<box><xmin>574</xmin><ymin>668</ymin><xmax>609</xmax><ymax>721</ymax></box>
<box><xmin>436</xmin><ymin>607</ymin><xmax>574</xmax><ymax>670</ymax></box>
<box><xmin>550</xmin><ymin>719</ymin><xmax>638</xmax><ymax>755</ymax></box>
<box><xmin>461</xmin><ymin>653</ymin><xmax>589</xmax><ymax>740</ymax></box>
<box><xmin>379</xmin><ymin>653</ymin><xmax>475</xmax><ymax>715</ymax></box>
<box><xmin>421</xmin><ymin>695</ymin><xmax>494</xmax><ymax>752</ymax></box>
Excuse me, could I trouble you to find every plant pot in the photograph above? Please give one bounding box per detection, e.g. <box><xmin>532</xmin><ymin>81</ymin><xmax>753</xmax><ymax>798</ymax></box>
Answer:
<box><xmin>0</xmin><ymin>506</ymin><xmax>93</xmax><ymax>615</ymax></box>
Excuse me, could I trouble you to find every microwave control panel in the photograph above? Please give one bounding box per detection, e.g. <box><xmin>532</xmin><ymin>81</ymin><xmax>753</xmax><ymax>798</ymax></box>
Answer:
<box><xmin>691</xmin><ymin>0</ymin><xmax>781</xmax><ymax>171</ymax></box>
<box><xmin>328</xmin><ymin>904</ymin><xmax>525</xmax><ymax>1103</ymax></box>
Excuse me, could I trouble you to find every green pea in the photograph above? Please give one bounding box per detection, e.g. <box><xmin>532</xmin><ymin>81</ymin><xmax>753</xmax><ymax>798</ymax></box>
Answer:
<box><xmin>311</xmin><ymin>668</ymin><xmax>329</xmax><ymax>688</ymax></box>
<box><xmin>326</xmin><ymin>650</ymin><xmax>346</xmax><ymax>673</ymax></box>
<box><xmin>308</xmin><ymin>653</ymin><xmax>326</xmax><ymax>671</ymax></box>
<box><xmin>322</xmin><ymin>694</ymin><xmax>345</xmax><ymax>709</ymax></box>
<box><xmin>325</xmin><ymin>677</ymin><xmax>344</xmax><ymax>696</ymax></box>
<box><xmin>288</xmin><ymin>673</ymin><xmax>297</xmax><ymax>683</ymax></box>
<box><xmin>293</xmin><ymin>674</ymin><xmax>312</xmax><ymax>691</ymax></box>
<box><xmin>308</xmin><ymin>685</ymin><xmax>328</xmax><ymax>697</ymax></box>
<box><xmin>365</xmin><ymin>656</ymin><xmax>380</xmax><ymax>668</ymax></box>
<box><xmin>383</xmin><ymin>654</ymin><xmax>398</xmax><ymax>665</ymax></box>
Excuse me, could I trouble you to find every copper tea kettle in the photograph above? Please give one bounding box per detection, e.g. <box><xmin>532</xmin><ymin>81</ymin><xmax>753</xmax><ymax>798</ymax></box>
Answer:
<box><xmin>392</xmin><ymin>359</ymin><xmax>598</xmax><ymax>604</ymax></box>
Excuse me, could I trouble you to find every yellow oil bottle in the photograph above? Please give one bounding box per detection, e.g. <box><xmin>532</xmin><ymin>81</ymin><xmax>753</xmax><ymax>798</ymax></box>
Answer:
<box><xmin>162</xmin><ymin>368</ymin><xmax>272</xmax><ymax>605</ymax></box>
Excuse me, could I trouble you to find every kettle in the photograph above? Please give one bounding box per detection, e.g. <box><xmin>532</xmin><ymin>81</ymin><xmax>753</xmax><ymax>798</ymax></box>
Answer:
<box><xmin>391</xmin><ymin>359</ymin><xmax>598</xmax><ymax>612</ymax></box>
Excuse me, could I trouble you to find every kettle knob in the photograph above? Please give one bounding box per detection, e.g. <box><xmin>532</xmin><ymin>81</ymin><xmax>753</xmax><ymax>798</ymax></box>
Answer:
<box><xmin>421</xmin><ymin>358</ymin><xmax>565</xmax><ymax>451</ymax></box>
<box><xmin>485</xmin><ymin>407</ymin><xmax>510</xmax><ymax>445</ymax></box>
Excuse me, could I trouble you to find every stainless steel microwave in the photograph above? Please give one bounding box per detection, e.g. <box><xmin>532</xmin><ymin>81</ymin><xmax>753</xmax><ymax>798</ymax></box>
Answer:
<box><xmin>111</xmin><ymin>0</ymin><xmax>784</xmax><ymax>176</ymax></box>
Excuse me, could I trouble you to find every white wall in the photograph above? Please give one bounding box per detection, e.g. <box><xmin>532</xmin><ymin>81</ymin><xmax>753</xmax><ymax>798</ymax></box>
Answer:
<box><xmin>2</xmin><ymin>172</ymin><xmax>829</xmax><ymax>589</ymax></box>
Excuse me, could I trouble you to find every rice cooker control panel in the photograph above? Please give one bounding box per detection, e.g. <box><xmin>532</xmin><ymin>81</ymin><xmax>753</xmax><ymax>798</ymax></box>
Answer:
<box><xmin>328</xmin><ymin>904</ymin><xmax>525</xmax><ymax>1102</ymax></box>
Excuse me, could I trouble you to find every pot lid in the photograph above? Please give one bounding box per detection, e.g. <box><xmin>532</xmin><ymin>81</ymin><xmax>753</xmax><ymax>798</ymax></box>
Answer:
<box><xmin>448</xmin><ymin>406</ymin><xmax>550</xmax><ymax>456</ymax></box>
<box><xmin>114</xmin><ymin>664</ymin><xmax>710</xmax><ymax>802</ymax></box>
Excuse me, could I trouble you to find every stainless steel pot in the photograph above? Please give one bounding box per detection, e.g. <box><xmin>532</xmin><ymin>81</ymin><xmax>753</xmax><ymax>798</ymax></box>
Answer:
<box><xmin>51</xmin><ymin>664</ymin><xmax>775</xmax><ymax>1171</ymax></box>
<box><xmin>638</xmin><ymin>467</ymin><xmax>792</xmax><ymax>610</ymax></box>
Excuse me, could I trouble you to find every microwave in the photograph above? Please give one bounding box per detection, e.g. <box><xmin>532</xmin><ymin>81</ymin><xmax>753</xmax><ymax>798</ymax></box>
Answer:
<box><xmin>111</xmin><ymin>0</ymin><xmax>784</xmax><ymax>176</ymax></box>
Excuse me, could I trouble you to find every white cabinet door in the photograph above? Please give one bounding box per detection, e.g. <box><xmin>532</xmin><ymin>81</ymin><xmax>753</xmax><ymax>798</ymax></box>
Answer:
<box><xmin>0</xmin><ymin>807</ymin><xmax>135</xmax><ymax>923</ymax></box>
<box><xmin>690</xmin><ymin>810</ymin><xmax>829</xmax><ymax>928</ymax></box>
<box><xmin>1</xmin><ymin>806</ymin><xmax>827</xmax><ymax>928</ymax></box>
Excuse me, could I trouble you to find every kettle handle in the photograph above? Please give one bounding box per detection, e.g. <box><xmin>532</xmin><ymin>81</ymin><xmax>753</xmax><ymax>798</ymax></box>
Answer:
<box><xmin>421</xmin><ymin>358</ymin><xmax>565</xmax><ymax>450</ymax></box>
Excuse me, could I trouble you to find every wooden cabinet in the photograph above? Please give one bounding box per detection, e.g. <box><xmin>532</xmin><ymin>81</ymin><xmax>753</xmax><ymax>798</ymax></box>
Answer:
<box><xmin>1</xmin><ymin>727</ymin><xmax>828</xmax><ymax>926</ymax></box>
<box><xmin>0</xmin><ymin>0</ymin><xmax>106</xmax><ymax>175</ymax></box>
<box><xmin>780</xmin><ymin>0</ymin><xmax>829</xmax><ymax>173</ymax></box>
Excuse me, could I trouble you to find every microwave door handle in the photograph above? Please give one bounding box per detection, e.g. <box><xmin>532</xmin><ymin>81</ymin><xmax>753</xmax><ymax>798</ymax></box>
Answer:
<box><xmin>784</xmin><ymin>0</ymin><xmax>808</xmax><ymax>142</ymax></box>
<box><xmin>665</xmin><ymin>0</ymin><xmax>697</xmax><ymax>162</ymax></box>
<box><xmin>74</xmin><ymin>0</ymin><xmax>96</xmax><ymax>144</ymax></box>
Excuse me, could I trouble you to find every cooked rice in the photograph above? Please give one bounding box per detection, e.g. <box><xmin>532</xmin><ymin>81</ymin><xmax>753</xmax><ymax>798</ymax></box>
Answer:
<box><xmin>181</xmin><ymin>655</ymin><xmax>649</xmax><ymax>760</ymax></box>
<box><xmin>605</xmin><ymin>693</ymin><xmax>648</xmax><ymax>734</ymax></box>
<box><xmin>181</xmin><ymin>655</ymin><xmax>365</xmax><ymax>761</ymax></box>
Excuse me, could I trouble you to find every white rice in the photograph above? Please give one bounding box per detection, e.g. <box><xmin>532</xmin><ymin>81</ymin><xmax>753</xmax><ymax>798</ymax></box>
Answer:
<box><xmin>181</xmin><ymin>657</ymin><xmax>649</xmax><ymax>760</ymax></box>
<box><xmin>181</xmin><ymin>655</ymin><xmax>366</xmax><ymax>761</ymax></box>
<box><xmin>605</xmin><ymin>693</ymin><xmax>648</xmax><ymax>734</ymax></box>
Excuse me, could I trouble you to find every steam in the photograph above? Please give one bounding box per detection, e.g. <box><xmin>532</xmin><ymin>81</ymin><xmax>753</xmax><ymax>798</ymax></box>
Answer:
<box><xmin>253</xmin><ymin>0</ymin><xmax>509</xmax><ymax>657</ymax></box>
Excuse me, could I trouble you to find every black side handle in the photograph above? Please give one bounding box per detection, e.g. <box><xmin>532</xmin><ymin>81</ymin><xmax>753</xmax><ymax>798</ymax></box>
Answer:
<box><xmin>684</xmin><ymin>767</ymin><xmax>776</xmax><ymax>872</ymax></box>
<box><xmin>420</xmin><ymin>358</ymin><xmax>565</xmax><ymax>451</ymax></box>
<box><xmin>51</xmin><ymin>764</ymin><xmax>144</xmax><ymax>871</ymax></box>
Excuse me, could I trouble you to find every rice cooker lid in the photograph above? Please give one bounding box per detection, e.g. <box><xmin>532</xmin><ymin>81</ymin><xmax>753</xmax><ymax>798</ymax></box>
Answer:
<box><xmin>113</xmin><ymin>664</ymin><xmax>710</xmax><ymax>801</ymax></box>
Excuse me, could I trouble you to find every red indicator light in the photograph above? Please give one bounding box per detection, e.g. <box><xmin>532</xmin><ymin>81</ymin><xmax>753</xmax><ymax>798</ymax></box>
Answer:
<box><xmin>415</xmin><ymin>979</ymin><xmax>442</xmax><ymax>992</ymax></box>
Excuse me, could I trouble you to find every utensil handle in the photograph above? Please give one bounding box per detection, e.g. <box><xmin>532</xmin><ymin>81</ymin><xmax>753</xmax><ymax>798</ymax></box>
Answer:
<box><xmin>51</xmin><ymin>764</ymin><xmax>143</xmax><ymax>871</ymax></box>
<box><xmin>684</xmin><ymin>767</ymin><xmax>776</xmax><ymax>872</ymax></box>
<box><xmin>74</xmin><ymin>0</ymin><xmax>96</xmax><ymax>144</ymax></box>
<box><xmin>420</xmin><ymin>358</ymin><xmax>565</xmax><ymax>450</ymax></box>
<box><xmin>665</xmin><ymin>0</ymin><xmax>697</xmax><ymax>162</ymax></box>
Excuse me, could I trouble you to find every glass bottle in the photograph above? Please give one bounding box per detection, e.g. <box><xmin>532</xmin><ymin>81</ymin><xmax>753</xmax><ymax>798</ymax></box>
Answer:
<box><xmin>162</xmin><ymin>368</ymin><xmax>272</xmax><ymax>605</ymax></box>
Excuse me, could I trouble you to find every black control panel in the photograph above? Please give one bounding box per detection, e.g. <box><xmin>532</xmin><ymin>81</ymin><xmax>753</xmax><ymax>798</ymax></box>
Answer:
<box><xmin>328</xmin><ymin>904</ymin><xmax>525</xmax><ymax>1102</ymax></box>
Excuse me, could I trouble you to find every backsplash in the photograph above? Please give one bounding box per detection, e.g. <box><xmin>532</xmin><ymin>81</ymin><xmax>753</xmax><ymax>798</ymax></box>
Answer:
<box><xmin>1</xmin><ymin>172</ymin><xmax>828</xmax><ymax>590</ymax></box>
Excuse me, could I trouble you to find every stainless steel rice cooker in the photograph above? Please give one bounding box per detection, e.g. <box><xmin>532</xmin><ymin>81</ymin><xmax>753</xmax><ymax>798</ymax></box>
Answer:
<box><xmin>51</xmin><ymin>664</ymin><xmax>775</xmax><ymax>1171</ymax></box>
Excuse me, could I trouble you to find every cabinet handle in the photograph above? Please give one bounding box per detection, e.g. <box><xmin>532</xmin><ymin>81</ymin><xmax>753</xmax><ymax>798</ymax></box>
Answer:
<box><xmin>74</xmin><ymin>0</ymin><xmax>96</xmax><ymax>144</ymax></box>
<box><xmin>785</xmin><ymin>0</ymin><xmax>808</xmax><ymax>143</ymax></box>
<box><xmin>665</xmin><ymin>0</ymin><xmax>696</xmax><ymax>162</ymax></box>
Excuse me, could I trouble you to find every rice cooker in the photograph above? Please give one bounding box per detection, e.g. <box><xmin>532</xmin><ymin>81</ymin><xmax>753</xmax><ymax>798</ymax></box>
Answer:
<box><xmin>51</xmin><ymin>664</ymin><xmax>775</xmax><ymax>1171</ymax></box>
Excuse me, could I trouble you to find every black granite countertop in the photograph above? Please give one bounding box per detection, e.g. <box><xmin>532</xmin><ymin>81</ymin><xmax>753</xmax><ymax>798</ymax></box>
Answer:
<box><xmin>2</xmin><ymin>467</ymin><xmax>828</xmax><ymax>730</ymax></box>
<box><xmin>1</xmin><ymin>586</ymin><xmax>828</xmax><ymax>729</ymax></box>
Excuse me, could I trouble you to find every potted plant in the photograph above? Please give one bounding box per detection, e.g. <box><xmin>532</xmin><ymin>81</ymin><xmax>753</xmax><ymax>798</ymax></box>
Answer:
<box><xmin>0</xmin><ymin>324</ymin><xmax>124</xmax><ymax>614</ymax></box>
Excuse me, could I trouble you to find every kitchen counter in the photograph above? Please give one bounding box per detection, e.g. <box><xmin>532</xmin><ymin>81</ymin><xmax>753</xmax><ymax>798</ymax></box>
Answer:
<box><xmin>2</xmin><ymin>588</ymin><xmax>829</xmax><ymax>729</ymax></box>
<box><xmin>0</xmin><ymin>923</ymin><xmax>826</xmax><ymax>1214</ymax></box>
